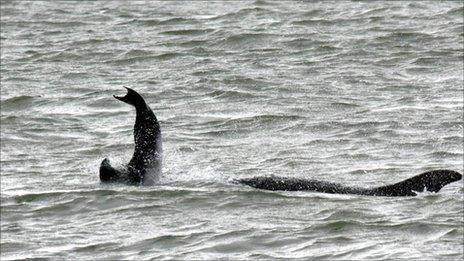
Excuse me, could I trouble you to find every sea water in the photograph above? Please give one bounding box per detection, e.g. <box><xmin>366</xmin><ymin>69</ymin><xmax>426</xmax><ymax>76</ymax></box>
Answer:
<box><xmin>1</xmin><ymin>1</ymin><xmax>463</xmax><ymax>260</ymax></box>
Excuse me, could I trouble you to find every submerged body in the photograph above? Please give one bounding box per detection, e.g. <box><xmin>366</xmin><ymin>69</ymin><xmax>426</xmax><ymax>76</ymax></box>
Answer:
<box><xmin>99</xmin><ymin>87</ymin><xmax>162</xmax><ymax>185</ymax></box>
<box><xmin>237</xmin><ymin>169</ymin><xmax>462</xmax><ymax>196</ymax></box>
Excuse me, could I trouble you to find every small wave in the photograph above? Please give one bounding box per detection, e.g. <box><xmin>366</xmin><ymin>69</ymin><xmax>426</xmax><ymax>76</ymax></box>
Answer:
<box><xmin>355</xmin><ymin>7</ymin><xmax>390</xmax><ymax>17</ymax></box>
<box><xmin>3</xmin><ymin>187</ymin><xmax>225</xmax><ymax>210</ymax></box>
<box><xmin>316</xmin><ymin>44</ymin><xmax>341</xmax><ymax>52</ymax></box>
<box><xmin>4</xmin><ymin>191</ymin><xmax>68</xmax><ymax>203</ymax></box>
<box><xmin>443</xmin><ymin>136</ymin><xmax>463</xmax><ymax>143</ymax></box>
<box><xmin>70</xmin><ymin>38</ymin><xmax>122</xmax><ymax>46</ymax></box>
<box><xmin>221</xmin><ymin>75</ymin><xmax>273</xmax><ymax>87</ymax></box>
<box><xmin>330</xmin><ymin>102</ymin><xmax>361</xmax><ymax>109</ymax></box>
<box><xmin>125</xmin><ymin>17</ymin><xmax>199</xmax><ymax>26</ymax></box>
<box><xmin>159</xmin><ymin>17</ymin><xmax>200</xmax><ymax>25</ymax></box>
<box><xmin>86</xmin><ymin>97</ymin><xmax>123</xmax><ymax>109</ymax></box>
<box><xmin>118</xmin><ymin>18</ymin><xmax>157</xmax><ymax>26</ymax></box>
<box><xmin>446</xmin><ymin>6</ymin><xmax>464</xmax><ymax>16</ymax></box>
<box><xmin>70</xmin><ymin>242</ymin><xmax>120</xmax><ymax>253</ymax></box>
<box><xmin>40</xmin><ymin>20</ymin><xmax>90</xmax><ymax>27</ymax></box>
<box><xmin>282</xmin><ymin>38</ymin><xmax>327</xmax><ymax>50</ymax></box>
<box><xmin>176</xmin><ymin>39</ymin><xmax>209</xmax><ymax>48</ymax></box>
<box><xmin>253</xmin><ymin>0</ymin><xmax>281</xmax><ymax>6</ymax></box>
<box><xmin>161</xmin><ymin>28</ymin><xmax>215</xmax><ymax>36</ymax></box>
<box><xmin>377</xmin><ymin>31</ymin><xmax>437</xmax><ymax>41</ymax></box>
<box><xmin>336</xmin><ymin>153</ymin><xmax>373</xmax><ymax>160</ymax></box>
<box><xmin>191</xmin><ymin>68</ymin><xmax>229</xmax><ymax>77</ymax></box>
<box><xmin>6</xmin><ymin>20</ymin><xmax>89</xmax><ymax>27</ymax></box>
<box><xmin>309</xmin><ymin>120</ymin><xmax>399</xmax><ymax>132</ymax></box>
<box><xmin>300</xmin><ymin>9</ymin><xmax>323</xmax><ymax>17</ymax></box>
<box><xmin>291</xmin><ymin>19</ymin><xmax>335</xmax><ymax>26</ymax></box>
<box><xmin>207</xmin><ymin>90</ymin><xmax>258</xmax><ymax>100</ymax></box>
<box><xmin>31</xmin><ymin>197</ymin><xmax>91</xmax><ymax>213</ymax></box>
<box><xmin>60</xmin><ymin>72</ymin><xmax>89</xmax><ymax>80</ymax></box>
<box><xmin>425</xmin><ymin>151</ymin><xmax>463</xmax><ymax>158</ymax></box>
<box><xmin>13</xmin><ymin>50</ymin><xmax>46</xmax><ymax>62</ymax></box>
<box><xmin>383</xmin><ymin>221</ymin><xmax>447</xmax><ymax>232</ymax></box>
<box><xmin>210</xmin><ymin>7</ymin><xmax>272</xmax><ymax>21</ymax></box>
<box><xmin>211</xmin><ymin>33</ymin><xmax>278</xmax><ymax>50</ymax></box>
<box><xmin>36</xmin><ymin>52</ymin><xmax>85</xmax><ymax>62</ymax></box>
<box><xmin>411</xmin><ymin>57</ymin><xmax>438</xmax><ymax>65</ymax></box>
<box><xmin>163</xmin><ymin>165</ymin><xmax>226</xmax><ymax>185</ymax></box>
<box><xmin>122</xmin><ymin>49</ymin><xmax>152</xmax><ymax>57</ymax></box>
<box><xmin>225</xmin><ymin>114</ymin><xmax>304</xmax><ymax>128</ymax></box>
<box><xmin>1</xmin><ymin>95</ymin><xmax>43</xmax><ymax>112</ymax></box>
<box><xmin>2</xmin><ymin>95</ymin><xmax>36</xmax><ymax>104</ymax></box>
<box><xmin>5</xmin><ymin>189</ymin><xmax>115</xmax><ymax>203</ymax></box>
<box><xmin>314</xmin><ymin>220</ymin><xmax>366</xmax><ymax>231</ymax></box>
<box><xmin>105</xmin><ymin>52</ymin><xmax>184</xmax><ymax>65</ymax></box>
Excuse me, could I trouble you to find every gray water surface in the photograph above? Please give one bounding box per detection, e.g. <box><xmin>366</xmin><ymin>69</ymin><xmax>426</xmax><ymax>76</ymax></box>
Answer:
<box><xmin>1</xmin><ymin>1</ymin><xmax>463</xmax><ymax>260</ymax></box>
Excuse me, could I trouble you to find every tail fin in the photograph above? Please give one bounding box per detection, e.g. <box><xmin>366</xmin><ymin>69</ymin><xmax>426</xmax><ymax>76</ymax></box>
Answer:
<box><xmin>99</xmin><ymin>158</ymin><xmax>122</xmax><ymax>183</ymax></box>
<box><xmin>113</xmin><ymin>87</ymin><xmax>147</xmax><ymax>108</ymax></box>
<box><xmin>372</xmin><ymin>169</ymin><xmax>462</xmax><ymax>196</ymax></box>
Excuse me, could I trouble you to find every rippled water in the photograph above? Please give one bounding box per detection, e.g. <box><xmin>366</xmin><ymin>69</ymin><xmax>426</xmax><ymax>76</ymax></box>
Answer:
<box><xmin>1</xmin><ymin>1</ymin><xmax>463</xmax><ymax>260</ymax></box>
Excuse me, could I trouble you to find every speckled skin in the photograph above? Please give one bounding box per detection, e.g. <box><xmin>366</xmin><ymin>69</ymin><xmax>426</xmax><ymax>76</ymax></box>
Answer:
<box><xmin>100</xmin><ymin>87</ymin><xmax>162</xmax><ymax>185</ymax></box>
<box><xmin>237</xmin><ymin>169</ymin><xmax>462</xmax><ymax>196</ymax></box>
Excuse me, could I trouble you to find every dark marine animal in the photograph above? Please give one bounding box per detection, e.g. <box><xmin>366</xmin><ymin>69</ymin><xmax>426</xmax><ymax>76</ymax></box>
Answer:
<box><xmin>99</xmin><ymin>87</ymin><xmax>162</xmax><ymax>185</ymax></box>
<box><xmin>98</xmin><ymin>89</ymin><xmax>462</xmax><ymax>195</ymax></box>
<box><xmin>236</xmin><ymin>169</ymin><xmax>462</xmax><ymax>196</ymax></box>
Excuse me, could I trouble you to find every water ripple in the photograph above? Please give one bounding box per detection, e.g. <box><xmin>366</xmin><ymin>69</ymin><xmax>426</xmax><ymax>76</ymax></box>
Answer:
<box><xmin>1</xmin><ymin>1</ymin><xmax>463</xmax><ymax>260</ymax></box>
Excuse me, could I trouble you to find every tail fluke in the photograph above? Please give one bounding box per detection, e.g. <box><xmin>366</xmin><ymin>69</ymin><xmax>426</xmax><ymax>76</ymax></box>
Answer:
<box><xmin>371</xmin><ymin>169</ymin><xmax>462</xmax><ymax>196</ymax></box>
<box><xmin>113</xmin><ymin>87</ymin><xmax>147</xmax><ymax>108</ymax></box>
<box><xmin>99</xmin><ymin>158</ymin><xmax>122</xmax><ymax>183</ymax></box>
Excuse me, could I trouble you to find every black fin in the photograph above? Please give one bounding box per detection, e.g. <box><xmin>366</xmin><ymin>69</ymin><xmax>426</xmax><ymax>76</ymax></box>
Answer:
<box><xmin>99</xmin><ymin>158</ymin><xmax>122</xmax><ymax>183</ymax></box>
<box><xmin>113</xmin><ymin>87</ymin><xmax>147</xmax><ymax>107</ymax></box>
<box><xmin>372</xmin><ymin>169</ymin><xmax>462</xmax><ymax>196</ymax></box>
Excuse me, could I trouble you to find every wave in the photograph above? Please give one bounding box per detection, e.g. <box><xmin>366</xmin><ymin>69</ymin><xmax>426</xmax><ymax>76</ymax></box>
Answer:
<box><xmin>1</xmin><ymin>95</ymin><xmax>44</xmax><ymax>112</ymax></box>
<box><xmin>160</xmin><ymin>28</ymin><xmax>215</xmax><ymax>36</ymax></box>
<box><xmin>210</xmin><ymin>7</ymin><xmax>274</xmax><ymax>21</ymax></box>
<box><xmin>105</xmin><ymin>52</ymin><xmax>184</xmax><ymax>65</ymax></box>
<box><xmin>425</xmin><ymin>151</ymin><xmax>463</xmax><ymax>158</ymax></box>
<box><xmin>376</xmin><ymin>31</ymin><xmax>439</xmax><ymax>41</ymax></box>
<box><xmin>122</xmin><ymin>17</ymin><xmax>200</xmax><ymax>26</ymax></box>
<box><xmin>446</xmin><ymin>6</ymin><xmax>464</xmax><ymax>16</ymax></box>
<box><xmin>210</xmin><ymin>32</ymin><xmax>279</xmax><ymax>50</ymax></box>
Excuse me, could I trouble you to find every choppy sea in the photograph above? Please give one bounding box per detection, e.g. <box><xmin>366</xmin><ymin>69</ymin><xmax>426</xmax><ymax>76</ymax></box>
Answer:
<box><xmin>1</xmin><ymin>1</ymin><xmax>463</xmax><ymax>260</ymax></box>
